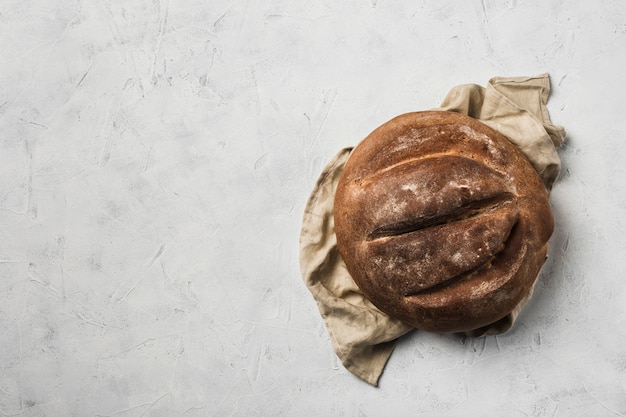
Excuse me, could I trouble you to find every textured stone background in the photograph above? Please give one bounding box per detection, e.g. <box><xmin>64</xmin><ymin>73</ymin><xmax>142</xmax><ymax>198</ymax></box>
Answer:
<box><xmin>1</xmin><ymin>0</ymin><xmax>625</xmax><ymax>415</ymax></box>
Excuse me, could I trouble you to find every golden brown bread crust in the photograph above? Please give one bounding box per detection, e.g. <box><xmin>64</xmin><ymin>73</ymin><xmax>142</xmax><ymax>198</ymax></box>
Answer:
<box><xmin>334</xmin><ymin>111</ymin><xmax>553</xmax><ymax>333</ymax></box>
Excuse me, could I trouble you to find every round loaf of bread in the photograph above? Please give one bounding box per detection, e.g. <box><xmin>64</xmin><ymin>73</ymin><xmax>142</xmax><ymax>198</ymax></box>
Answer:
<box><xmin>334</xmin><ymin>111</ymin><xmax>553</xmax><ymax>333</ymax></box>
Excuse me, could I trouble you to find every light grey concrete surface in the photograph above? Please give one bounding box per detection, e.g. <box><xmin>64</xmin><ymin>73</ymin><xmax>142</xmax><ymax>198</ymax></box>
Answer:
<box><xmin>1</xmin><ymin>0</ymin><xmax>625</xmax><ymax>415</ymax></box>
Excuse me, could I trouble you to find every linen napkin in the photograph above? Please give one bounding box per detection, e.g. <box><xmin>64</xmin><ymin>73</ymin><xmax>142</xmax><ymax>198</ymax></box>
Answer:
<box><xmin>299</xmin><ymin>74</ymin><xmax>566</xmax><ymax>386</ymax></box>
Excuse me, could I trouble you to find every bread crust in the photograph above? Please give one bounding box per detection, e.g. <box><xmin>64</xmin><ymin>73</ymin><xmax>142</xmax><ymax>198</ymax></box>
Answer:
<box><xmin>334</xmin><ymin>111</ymin><xmax>553</xmax><ymax>333</ymax></box>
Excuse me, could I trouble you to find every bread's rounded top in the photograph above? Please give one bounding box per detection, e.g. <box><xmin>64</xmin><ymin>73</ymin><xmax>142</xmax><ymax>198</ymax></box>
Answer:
<box><xmin>334</xmin><ymin>111</ymin><xmax>553</xmax><ymax>333</ymax></box>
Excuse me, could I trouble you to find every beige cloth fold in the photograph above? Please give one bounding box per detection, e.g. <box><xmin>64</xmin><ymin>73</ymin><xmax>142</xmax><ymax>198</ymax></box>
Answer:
<box><xmin>299</xmin><ymin>74</ymin><xmax>566</xmax><ymax>386</ymax></box>
<box><xmin>437</xmin><ymin>74</ymin><xmax>566</xmax><ymax>189</ymax></box>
